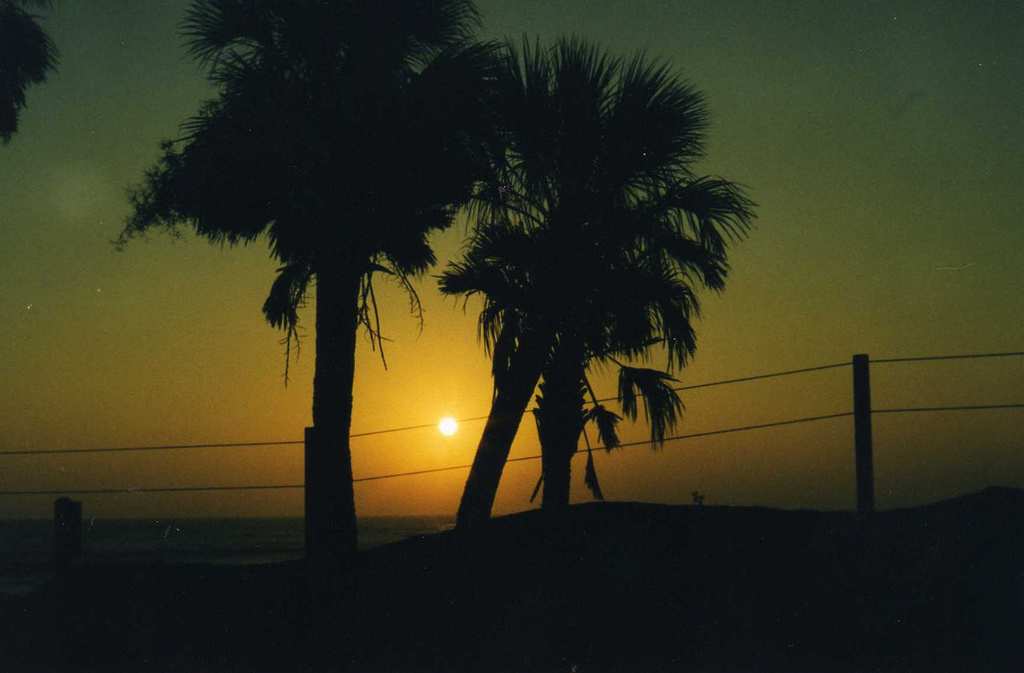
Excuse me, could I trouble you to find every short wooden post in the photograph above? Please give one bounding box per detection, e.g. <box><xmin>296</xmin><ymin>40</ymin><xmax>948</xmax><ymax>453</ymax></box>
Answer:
<box><xmin>852</xmin><ymin>354</ymin><xmax>875</xmax><ymax>514</ymax></box>
<box><xmin>53</xmin><ymin>497</ymin><xmax>82</xmax><ymax>572</ymax></box>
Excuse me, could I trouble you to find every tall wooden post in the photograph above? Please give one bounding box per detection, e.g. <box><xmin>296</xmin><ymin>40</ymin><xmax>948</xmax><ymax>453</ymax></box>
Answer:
<box><xmin>852</xmin><ymin>354</ymin><xmax>875</xmax><ymax>514</ymax></box>
<box><xmin>53</xmin><ymin>497</ymin><xmax>82</xmax><ymax>572</ymax></box>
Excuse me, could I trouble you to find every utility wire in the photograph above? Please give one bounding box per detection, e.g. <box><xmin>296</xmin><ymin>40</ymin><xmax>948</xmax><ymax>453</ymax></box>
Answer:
<box><xmin>0</xmin><ymin>485</ymin><xmax>304</xmax><ymax>496</ymax></box>
<box><xmin>2</xmin><ymin>351</ymin><xmax>1017</xmax><ymax>458</ymax></box>
<box><xmin>0</xmin><ymin>410</ymin><xmax>854</xmax><ymax>496</ymax></box>
<box><xmin>872</xmin><ymin>351</ymin><xmax>1024</xmax><ymax>364</ymax></box>
<box><xmin>606</xmin><ymin>411</ymin><xmax>854</xmax><ymax>449</ymax></box>
<box><xmin>874</xmin><ymin>403</ymin><xmax>1024</xmax><ymax>414</ymax></box>
<box><xmin>0</xmin><ymin>360</ymin><xmax>850</xmax><ymax>457</ymax></box>
<box><xmin>8</xmin><ymin>401</ymin><xmax>1011</xmax><ymax>495</ymax></box>
<box><xmin>670</xmin><ymin>362</ymin><xmax>850</xmax><ymax>393</ymax></box>
<box><xmin>0</xmin><ymin>439</ymin><xmax>304</xmax><ymax>457</ymax></box>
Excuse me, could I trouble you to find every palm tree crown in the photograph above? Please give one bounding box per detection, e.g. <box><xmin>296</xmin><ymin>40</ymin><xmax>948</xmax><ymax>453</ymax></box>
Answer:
<box><xmin>125</xmin><ymin>1</ymin><xmax>496</xmax><ymax>349</ymax></box>
<box><xmin>443</xmin><ymin>37</ymin><xmax>755</xmax><ymax>518</ymax></box>
<box><xmin>122</xmin><ymin>0</ymin><xmax>498</xmax><ymax>558</ymax></box>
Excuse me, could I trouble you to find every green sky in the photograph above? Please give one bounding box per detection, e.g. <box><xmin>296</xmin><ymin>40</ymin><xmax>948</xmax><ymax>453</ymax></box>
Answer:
<box><xmin>1</xmin><ymin>0</ymin><xmax>1021</xmax><ymax>518</ymax></box>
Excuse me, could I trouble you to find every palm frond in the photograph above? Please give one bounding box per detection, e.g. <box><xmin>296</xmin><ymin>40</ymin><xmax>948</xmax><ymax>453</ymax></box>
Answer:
<box><xmin>582</xmin><ymin>427</ymin><xmax>605</xmax><ymax>500</ymax></box>
<box><xmin>357</xmin><ymin>271</ymin><xmax>391</xmax><ymax>369</ymax></box>
<box><xmin>261</xmin><ymin>260</ymin><xmax>312</xmax><ymax>384</ymax></box>
<box><xmin>585</xmin><ymin>403</ymin><xmax>622</xmax><ymax>451</ymax></box>
<box><xmin>667</xmin><ymin>177</ymin><xmax>756</xmax><ymax>254</ymax></box>
<box><xmin>0</xmin><ymin>0</ymin><xmax>58</xmax><ymax>142</ymax></box>
<box><xmin>617</xmin><ymin>365</ymin><xmax>684</xmax><ymax>445</ymax></box>
<box><xmin>181</xmin><ymin>0</ymin><xmax>275</xmax><ymax>69</ymax></box>
<box><xmin>649</xmin><ymin>231</ymin><xmax>730</xmax><ymax>291</ymax></box>
<box><xmin>606</xmin><ymin>52</ymin><xmax>708</xmax><ymax>187</ymax></box>
<box><xmin>262</xmin><ymin>260</ymin><xmax>311</xmax><ymax>330</ymax></box>
<box><xmin>401</xmin><ymin>0</ymin><xmax>482</xmax><ymax>67</ymax></box>
<box><xmin>122</xmin><ymin>98</ymin><xmax>283</xmax><ymax>248</ymax></box>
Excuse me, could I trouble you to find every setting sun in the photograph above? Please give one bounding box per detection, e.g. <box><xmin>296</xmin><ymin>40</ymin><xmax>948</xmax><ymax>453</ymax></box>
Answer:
<box><xmin>438</xmin><ymin>416</ymin><xmax>458</xmax><ymax>437</ymax></box>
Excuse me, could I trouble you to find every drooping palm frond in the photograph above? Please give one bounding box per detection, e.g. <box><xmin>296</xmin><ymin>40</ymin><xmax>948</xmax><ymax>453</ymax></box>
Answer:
<box><xmin>584</xmin><ymin>403</ymin><xmax>622</xmax><ymax>451</ymax></box>
<box><xmin>263</xmin><ymin>260</ymin><xmax>312</xmax><ymax>332</ymax></box>
<box><xmin>647</xmin><ymin>232</ymin><xmax>730</xmax><ymax>291</ymax></box>
<box><xmin>582</xmin><ymin>255</ymin><xmax>700</xmax><ymax>369</ymax></box>
<box><xmin>617</xmin><ymin>365</ymin><xmax>683</xmax><ymax>446</ymax></box>
<box><xmin>261</xmin><ymin>260</ymin><xmax>313</xmax><ymax>384</ymax></box>
<box><xmin>441</xmin><ymin>260</ymin><xmax>527</xmax><ymax>323</ymax></box>
<box><xmin>0</xmin><ymin>0</ymin><xmax>58</xmax><ymax>142</ymax></box>
<box><xmin>666</xmin><ymin>177</ymin><xmax>756</xmax><ymax>255</ymax></box>
<box><xmin>581</xmin><ymin>426</ymin><xmax>605</xmax><ymax>500</ymax></box>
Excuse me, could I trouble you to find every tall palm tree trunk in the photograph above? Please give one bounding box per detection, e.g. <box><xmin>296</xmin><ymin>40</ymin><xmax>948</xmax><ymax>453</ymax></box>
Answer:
<box><xmin>310</xmin><ymin>264</ymin><xmax>362</xmax><ymax>566</ymax></box>
<box><xmin>535</xmin><ymin>339</ymin><xmax>586</xmax><ymax>510</ymax></box>
<box><xmin>538</xmin><ymin>435</ymin><xmax>575</xmax><ymax>509</ymax></box>
<box><xmin>456</xmin><ymin>327</ymin><xmax>553</xmax><ymax>530</ymax></box>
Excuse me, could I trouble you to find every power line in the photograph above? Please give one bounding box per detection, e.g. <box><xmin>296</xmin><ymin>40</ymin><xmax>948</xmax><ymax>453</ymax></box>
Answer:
<box><xmin>607</xmin><ymin>411</ymin><xmax>854</xmax><ymax>449</ymax></box>
<box><xmin>6</xmin><ymin>401</ymin><xmax>1018</xmax><ymax>497</ymax></box>
<box><xmin>0</xmin><ymin>360</ymin><xmax>851</xmax><ymax>458</ymax></box>
<box><xmin>671</xmin><ymin>362</ymin><xmax>850</xmax><ymax>393</ymax></box>
<box><xmin>0</xmin><ymin>439</ymin><xmax>304</xmax><ymax>457</ymax></box>
<box><xmin>874</xmin><ymin>403</ymin><xmax>1024</xmax><ymax>414</ymax></box>
<box><xmin>0</xmin><ymin>411</ymin><xmax>854</xmax><ymax>496</ymax></box>
<box><xmin>1</xmin><ymin>351</ymin><xmax>1016</xmax><ymax>459</ymax></box>
<box><xmin>351</xmin><ymin>416</ymin><xmax>490</xmax><ymax>439</ymax></box>
<box><xmin>0</xmin><ymin>485</ymin><xmax>304</xmax><ymax>496</ymax></box>
<box><xmin>872</xmin><ymin>351</ymin><xmax>1024</xmax><ymax>364</ymax></box>
<box><xmin>0</xmin><ymin>420</ymin><xmax>503</xmax><ymax>457</ymax></box>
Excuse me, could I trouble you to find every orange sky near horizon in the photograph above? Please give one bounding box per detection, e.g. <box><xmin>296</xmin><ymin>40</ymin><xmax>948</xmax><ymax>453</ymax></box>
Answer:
<box><xmin>1</xmin><ymin>0</ymin><xmax>1022</xmax><ymax>519</ymax></box>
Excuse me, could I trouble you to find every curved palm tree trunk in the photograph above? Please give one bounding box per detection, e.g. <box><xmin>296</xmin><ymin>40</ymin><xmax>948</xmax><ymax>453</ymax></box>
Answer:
<box><xmin>309</xmin><ymin>265</ymin><xmax>362</xmax><ymax>568</ymax></box>
<box><xmin>535</xmin><ymin>339</ymin><xmax>586</xmax><ymax>510</ymax></box>
<box><xmin>455</xmin><ymin>327</ymin><xmax>554</xmax><ymax>530</ymax></box>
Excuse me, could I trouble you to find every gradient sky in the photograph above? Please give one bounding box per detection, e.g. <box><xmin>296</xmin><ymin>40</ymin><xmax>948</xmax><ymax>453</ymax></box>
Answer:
<box><xmin>1</xmin><ymin>0</ymin><xmax>1022</xmax><ymax>518</ymax></box>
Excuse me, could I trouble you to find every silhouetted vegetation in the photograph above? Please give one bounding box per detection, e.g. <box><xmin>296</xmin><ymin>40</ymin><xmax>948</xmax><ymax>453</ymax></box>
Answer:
<box><xmin>442</xmin><ymin>37</ymin><xmax>754</xmax><ymax>521</ymax></box>
<box><xmin>0</xmin><ymin>0</ymin><xmax>58</xmax><ymax>142</ymax></box>
<box><xmin>120</xmin><ymin>0</ymin><xmax>498</xmax><ymax>564</ymax></box>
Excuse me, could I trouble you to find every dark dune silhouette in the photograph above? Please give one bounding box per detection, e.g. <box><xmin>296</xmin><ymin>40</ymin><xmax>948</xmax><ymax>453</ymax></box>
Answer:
<box><xmin>2</xmin><ymin>487</ymin><xmax>1021</xmax><ymax>672</ymax></box>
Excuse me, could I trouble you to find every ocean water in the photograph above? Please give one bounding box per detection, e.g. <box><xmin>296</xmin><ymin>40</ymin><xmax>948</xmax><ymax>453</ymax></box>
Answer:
<box><xmin>0</xmin><ymin>516</ymin><xmax>452</xmax><ymax>596</ymax></box>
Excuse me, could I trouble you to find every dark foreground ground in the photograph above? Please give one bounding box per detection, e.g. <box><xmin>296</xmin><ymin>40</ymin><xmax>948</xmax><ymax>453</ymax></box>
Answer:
<box><xmin>2</xmin><ymin>487</ymin><xmax>1022</xmax><ymax>672</ymax></box>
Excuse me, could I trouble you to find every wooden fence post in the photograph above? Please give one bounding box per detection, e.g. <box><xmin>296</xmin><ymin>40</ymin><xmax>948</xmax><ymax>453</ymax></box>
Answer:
<box><xmin>53</xmin><ymin>497</ymin><xmax>82</xmax><ymax>572</ymax></box>
<box><xmin>852</xmin><ymin>354</ymin><xmax>875</xmax><ymax>514</ymax></box>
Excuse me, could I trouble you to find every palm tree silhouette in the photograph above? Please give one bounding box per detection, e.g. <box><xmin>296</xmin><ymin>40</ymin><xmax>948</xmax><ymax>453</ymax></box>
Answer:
<box><xmin>0</xmin><ymin>0</ymin><xmax>58</xmax><ymax>142</ymax></box>
<box><xmin>442</xmin><ymin>37</ymin><xmax>754</xmax><ymax>525</ymax></box>
<box><xmin>121</xmin><ymin>0</ymin><xmax>497</xmax><ymax>564</ymax></box>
